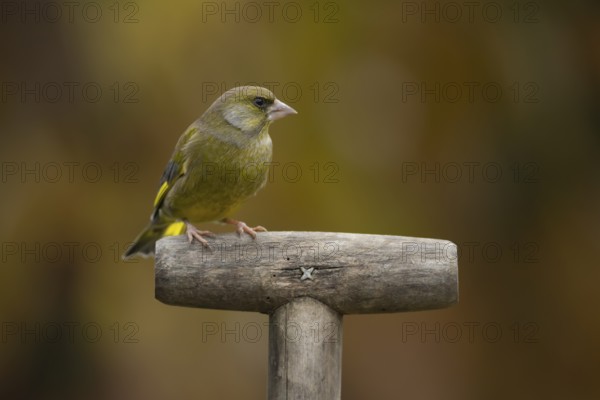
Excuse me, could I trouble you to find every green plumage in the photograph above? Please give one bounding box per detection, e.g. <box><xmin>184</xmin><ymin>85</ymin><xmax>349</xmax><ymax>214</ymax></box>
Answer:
<box><xmin>124</xmin><ymin>86</ymin><xmax>297</xmax><ymax>258</ymax></box>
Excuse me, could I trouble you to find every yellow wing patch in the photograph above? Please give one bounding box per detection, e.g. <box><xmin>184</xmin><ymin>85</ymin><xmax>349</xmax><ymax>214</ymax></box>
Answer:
<box><xmin>154</xmin><ymin>181</ymin><xmax>170</xmax><ymax>208</ymax></box>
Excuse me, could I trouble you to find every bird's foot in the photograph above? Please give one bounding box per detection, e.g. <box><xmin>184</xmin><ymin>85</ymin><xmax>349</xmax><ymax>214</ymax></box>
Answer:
<box><xmin>185</xmin><ymin>222</ymin><xmax>215</xmax><ymax>248</ymax></box>
<box><xmin>222</xmin><ymin>218</ymin><xmax>267</xmax><ymax>239</ymax></box>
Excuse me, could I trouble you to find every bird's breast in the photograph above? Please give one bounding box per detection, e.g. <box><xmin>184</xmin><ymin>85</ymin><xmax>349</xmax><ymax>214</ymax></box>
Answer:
<box><xmin>164</xmin><ymin>133</ymin><xmax>273</xmax><ymax>222</ymax></box>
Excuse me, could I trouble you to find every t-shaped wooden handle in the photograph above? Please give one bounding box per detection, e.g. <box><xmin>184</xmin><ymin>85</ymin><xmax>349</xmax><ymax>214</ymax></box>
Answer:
<box><xmin>155</xmin><ymin>231</ymin><xmax>458</xmax><ymax>313</ymax></box>
<box><xmin>155</xmin><ymin>232</ymin><xmax>459</xmax><ymax>399</ymax></box>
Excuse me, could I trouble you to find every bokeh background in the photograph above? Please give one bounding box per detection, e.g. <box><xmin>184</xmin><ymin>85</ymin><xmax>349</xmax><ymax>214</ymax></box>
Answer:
<box><xmin>1</xmin><ymin>0</ymin><xmax>599</xmax><ymax>399</ymax></box>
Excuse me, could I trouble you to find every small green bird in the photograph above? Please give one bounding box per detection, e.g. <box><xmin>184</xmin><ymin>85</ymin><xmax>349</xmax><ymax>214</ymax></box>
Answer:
<box><xmin>123</xmin><ymin>86</ymin><xmax>297</xmax><ymax>258</ymax></box>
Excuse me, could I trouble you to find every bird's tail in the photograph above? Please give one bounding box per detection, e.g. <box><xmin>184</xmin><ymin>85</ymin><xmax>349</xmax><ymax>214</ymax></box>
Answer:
<box><xmin>123</xmin><ymin>221</ymin><xmax>186</xmax><ymax>259</ymax></box>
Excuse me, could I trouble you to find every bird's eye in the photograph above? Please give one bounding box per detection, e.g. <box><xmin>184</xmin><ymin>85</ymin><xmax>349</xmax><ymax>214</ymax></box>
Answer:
<box><xmin>253</xmin><ymin>97</ymin><xmax>266</xmax><ymax>108</ymax></box>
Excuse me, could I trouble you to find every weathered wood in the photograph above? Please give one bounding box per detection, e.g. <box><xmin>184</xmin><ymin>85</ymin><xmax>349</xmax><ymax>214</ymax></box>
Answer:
<box><xmin>268</xmin><ymin>297</ymin><xmax>342</xmax><ymax>400</ymax></box>
<box><xmin>155</xmin><ymin>232</ymin><xmax>458</xmax><ymax>314</ymax></box>
<box><xmin>155</xmin><ymin>231</ymin><xmax>458</xmax><ymax>400</ymax></box>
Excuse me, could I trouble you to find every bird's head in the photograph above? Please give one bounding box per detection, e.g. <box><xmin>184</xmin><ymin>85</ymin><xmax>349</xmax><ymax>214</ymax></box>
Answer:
<box><xmin>205</xmin><ymin>86</ymin><xmax>297</xmax><ymax>135</ymax></box>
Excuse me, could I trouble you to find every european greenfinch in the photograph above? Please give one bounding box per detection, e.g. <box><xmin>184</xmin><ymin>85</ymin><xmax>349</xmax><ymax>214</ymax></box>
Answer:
<box><xmin>123</xmin><ymin>86</ymin><xmax>297</xmax><ymax>258</ymax></box>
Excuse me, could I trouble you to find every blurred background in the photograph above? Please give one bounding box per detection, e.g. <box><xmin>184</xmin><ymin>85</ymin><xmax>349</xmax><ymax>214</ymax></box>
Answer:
<box><xmin>1</xmin><ymin>0</ymin><xmax>599</xmax><ymax>399</ymax></box>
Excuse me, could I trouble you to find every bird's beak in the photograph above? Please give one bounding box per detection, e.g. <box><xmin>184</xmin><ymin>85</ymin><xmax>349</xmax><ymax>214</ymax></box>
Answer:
<box><xmin>268</xmin><ymin>99</ymin><xmax>298</xmax><ymax>121</ymax></box>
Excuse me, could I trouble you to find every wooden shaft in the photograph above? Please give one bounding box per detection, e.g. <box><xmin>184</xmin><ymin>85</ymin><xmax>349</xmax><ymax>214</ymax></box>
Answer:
<box><xmin>268</xmin><ymin>297</ymin><xmax>342</xmax><ymax>400</ymax></box>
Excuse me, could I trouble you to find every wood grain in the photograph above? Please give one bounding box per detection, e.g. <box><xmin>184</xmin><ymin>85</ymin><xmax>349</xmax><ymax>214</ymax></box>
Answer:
<box><xmin>268</xmin><ymin>297</ymin><xmax>342</xmax><ymax>400</ymax></box>
<box><xmin>155</xmin><ymin>232</ymin><xmax>458</xmax><ymax>314</ymax></box>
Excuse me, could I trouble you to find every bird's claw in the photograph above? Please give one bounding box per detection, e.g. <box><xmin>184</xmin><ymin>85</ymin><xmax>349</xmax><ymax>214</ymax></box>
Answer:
<box><xmin>185</xmin><ymin>222</ymin><xmax>214</xmax><ymax>249</ymax></box>
<box><xmin>223</xmin><ymin>218</ymin><xmax>267</xmax><ymax>239</ymax></box>
<box><xmin>237</xmin><ymin>223</ymin><xmax>267</xmax><ymax>239</ymax></box>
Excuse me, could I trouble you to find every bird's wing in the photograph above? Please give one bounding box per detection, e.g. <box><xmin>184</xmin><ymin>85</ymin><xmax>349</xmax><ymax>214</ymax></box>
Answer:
<box><xmin>151</xmin><ymin>158</ymin><xmax>184</xmax><ymax>222</ymax></box>
<box><xmin>150</xmin><ymin>126</ymin><xmax>199</xmax><ymax>222</ymax></box>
